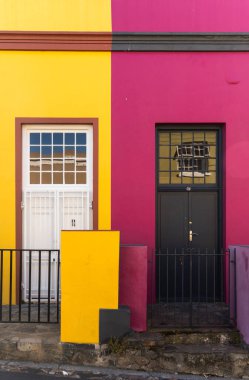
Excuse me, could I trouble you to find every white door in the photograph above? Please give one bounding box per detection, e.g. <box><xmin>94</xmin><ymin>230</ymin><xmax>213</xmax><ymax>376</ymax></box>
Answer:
<box><xmin>22</xmin><ymin>125</ymin><xmax>93</xmax><ymax>301</ymax></box>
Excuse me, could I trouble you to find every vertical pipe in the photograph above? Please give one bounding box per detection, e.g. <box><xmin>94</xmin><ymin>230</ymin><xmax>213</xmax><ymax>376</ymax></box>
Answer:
<box><xmin>19</xmin><ymin>250</ymin><xmax>23</xmax><ymax>322</ymax></box>
<box><xmin>38</xmin><ymin>250</ymin><xmax>41</xmax><ymax>322</ymax></box>
<box><xmin>9</xmin><ymin>250</ymin><xmax>13</xmax><ymax>322</ymax></box>
<box><xmin>28</xmin><ymin>250</ymin><xmax>32</xmax><ymax>322</ymax></box>
<box><xmin>213</xmin><ymin>248</ymin><xmax>216</xmax><ymax>303</ymax></box>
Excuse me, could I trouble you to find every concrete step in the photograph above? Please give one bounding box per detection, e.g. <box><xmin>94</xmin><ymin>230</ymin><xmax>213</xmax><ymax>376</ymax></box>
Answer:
<box><xmin>125</xmin><ymin>328</ymin><xmax>242</xmax><ymax>347</ymax></box>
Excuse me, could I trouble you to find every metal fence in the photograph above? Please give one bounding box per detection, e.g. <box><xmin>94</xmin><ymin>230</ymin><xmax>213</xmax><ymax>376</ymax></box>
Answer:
<box><xmin>149</xmin><ymin>248</ymin><xmax>234</xmax><ymax>327</ymax></box>
<box><xmin>0</xmin><ymin>249</ymin><xmax>60</xmax><ymax>323</ymax></box>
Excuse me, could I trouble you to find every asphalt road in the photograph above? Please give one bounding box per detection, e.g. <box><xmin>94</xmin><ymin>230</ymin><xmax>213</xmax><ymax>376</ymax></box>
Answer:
<box><xmin>0</xmin><ymin>362</ymin><xmax>239</xmax><ymax>380</ymax></box>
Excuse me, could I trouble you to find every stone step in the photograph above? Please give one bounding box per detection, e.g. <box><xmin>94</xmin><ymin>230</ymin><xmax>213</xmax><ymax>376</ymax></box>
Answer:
<box><xmin>125</xmin><ymin>328</ymin><xmax>242</xmax><ymax>347</ymax></box>
<box><xmin>104</xmin><ymin>342</ymin><xmax>249</xmax><ymax>378</ymax></box>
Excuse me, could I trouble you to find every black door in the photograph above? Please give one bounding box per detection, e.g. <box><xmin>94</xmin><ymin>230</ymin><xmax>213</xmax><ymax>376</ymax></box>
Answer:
<box><xmin>156</xmin><ymin>126</ymin><xmax>222</xmax><ymax>303</ymax></box>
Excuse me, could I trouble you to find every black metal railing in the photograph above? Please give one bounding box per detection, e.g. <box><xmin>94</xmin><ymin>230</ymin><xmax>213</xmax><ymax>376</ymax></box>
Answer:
<box><xmin>149</xmin><ymin>248</ymin><xmax>235</xmax><ymax>327</ymax></box>
<box><xmin>0</xmin><ymin>249</ymin><xmax>60</xmax><ymax>323</ymax></box>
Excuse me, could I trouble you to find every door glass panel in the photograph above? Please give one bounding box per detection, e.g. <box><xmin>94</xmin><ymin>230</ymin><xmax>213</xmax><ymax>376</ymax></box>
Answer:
<box><xmin>158</xmin><ymin>130</ymin><xmax>218</xmax><ymax>186</ymax></box>
<box><xmin>29</xmin><ymin>131</ymin><xmax>88</xmax><ymax>185</ymax></box>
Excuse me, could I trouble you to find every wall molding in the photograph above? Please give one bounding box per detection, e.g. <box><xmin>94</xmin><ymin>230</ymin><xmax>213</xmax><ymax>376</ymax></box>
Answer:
<box><xmin>112</xmin><ymin>32</ymin><xmax>249</xmax><ymax>52</ymax></box>
<box><xmin>1</xmin><ymin>31</ymin><xmax>249</xmax><ymax>51</ymax></box>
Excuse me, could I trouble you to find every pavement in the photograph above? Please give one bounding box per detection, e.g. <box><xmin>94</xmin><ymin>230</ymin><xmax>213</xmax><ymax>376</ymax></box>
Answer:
<box><xmin>0</xmin><ymin>323</ymin><xmax>248</xmax><ymax>378</ymax></box>
<box><xmin>0</xmin><ymin>360</ymin><xmax>246</xmax><ymax>380</ymax></box>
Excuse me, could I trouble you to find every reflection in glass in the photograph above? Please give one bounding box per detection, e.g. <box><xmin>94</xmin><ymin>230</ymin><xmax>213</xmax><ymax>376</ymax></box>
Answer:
<box><xmin>53</xmin><ymin>172</ymin><xmax>63</xmax><ymax>184</ymax></box>
<box><xmin>76</xmin><ymin>172</ymin><xmax>86</xmax><ymax>184</ymax></box>
<box><xmin>30</xmin><ymin>172</ymin><xmax>40</xmax><ymax>184</ymax></box>
<box><xmin>42</xmin><ymin>133</ymin><xmax>52</xmax><ymax>145</ymax></box>
<box><xmin>76</xmin><ymin>133</ymin><xmax>86</xmax><ymax>145</ymax></box>
<box><xmin>65</xmin><ymin>172</ymin><xmax>74</xmax><ymax>184</ymax></box>
<box><xmin>42</xmin><ymin>172</ymin><xmax>52</xmax><ymax>184</ymax></box>
<box><xmin>158</xmin><ymin>130</ymin><xmax>217</xmax><ymax>185</ymax></box>
<box><xmin>30</xmin><ymin>133</ymin><xmax>40</xmax><ymax>145</ymax></box>
<box><xmin>53</xmin><ymin>133</ymin><xmax>63</xmax><ymax>145</ymax></box>
<box><xmin>65</xmin><ymin>160</ymin><xmax>75</xmax><ymax>171</ymax></box>
<box><xmin>30</xmin><ymin>146</ymin><xmax>40</xmax><ymax>158</ymax></box>
<box><xmin>30</xmin><ymin>160</ymin><xmax>40</xmax><ymax>172</ymax></box>
<box><xmin>41</xmin><ymin>160</ymin><xmax>52</xmax><ymax>171</ymax></box>
<box><xmin>65</xmin><ymin>146</ymin><xmax>75</xmax><ymax>158</ymax></box>
<box><xmin>76</xmin><ymin>146</ymin><xmax>86</xmax><ymax>158</ymax></box>
<box><xmin>65</xmin><ymin>133</ymin><xmax>75</xmax><ymax>145</ymax></box>
<box><xmin>76</xmin><ymin>160</ymin><xmax>86</xmax><ymax>172</ymax></box>
<box><xmin>42</xmin><ymin>146</ymin><xmax>52</xmax><ymax>158</ymax></box>
<box><xmin>53</xmin><ymin>160</ymin><xmax>63</xmax><ymax>171</ymax></box>
<box><xmin>53</xmin><ymin>146</ymin><xmax>63</xmax><ymax>158</ymax></box>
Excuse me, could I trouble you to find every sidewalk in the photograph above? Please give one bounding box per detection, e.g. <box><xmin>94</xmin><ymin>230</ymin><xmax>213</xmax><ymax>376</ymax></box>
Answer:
<box><xmin>0</xmin><ymin>324</ymin><xmax>248</xmax><ymax>378</ymax></box>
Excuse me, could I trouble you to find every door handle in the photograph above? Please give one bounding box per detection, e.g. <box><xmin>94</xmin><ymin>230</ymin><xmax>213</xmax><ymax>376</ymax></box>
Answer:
<box><xmin>189</xmin><ymin>230</ymin><xmax>198</xmax><ymax>242</ymax></box>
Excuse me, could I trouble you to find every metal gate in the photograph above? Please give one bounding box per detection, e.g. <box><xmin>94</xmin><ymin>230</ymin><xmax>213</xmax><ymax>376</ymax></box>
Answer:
<box><xmin>149</xmin><ymin>248</ymin><xmax>234</xmax><ymax>327</ymax></box>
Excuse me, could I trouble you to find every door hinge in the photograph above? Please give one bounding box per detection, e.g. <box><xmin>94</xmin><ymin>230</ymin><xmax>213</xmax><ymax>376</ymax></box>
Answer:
<box><xmin>21</xmin><ymin>201</ymin><xmax>24</xmax><ymax>210</ymax></box>
<box><xmin>90</xmin><ymin>201</ymin><xmax>93</xmax><ymax>209</ymax></box>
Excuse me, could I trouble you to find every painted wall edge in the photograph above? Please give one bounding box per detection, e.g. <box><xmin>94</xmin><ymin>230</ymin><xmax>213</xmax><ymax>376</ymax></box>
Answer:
<box><xmin>2</xmin><ymin>32</ymin><xmax>249</xmax><ymax>51</ymax></box>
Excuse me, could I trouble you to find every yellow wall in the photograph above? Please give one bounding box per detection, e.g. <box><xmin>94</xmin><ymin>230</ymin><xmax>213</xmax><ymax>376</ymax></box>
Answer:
<box><xmin>0</xmin><ymin>50</ymin><xmax>111</xmax><ymax>249</ymax></box>
<box><xmin>61</xmin><ymin>231</ymin><xmax>119</xmax><ymax>344</ymax></box>
<box><xmin>0</xmin><ymin>0</ymin><xmax>111</xmax><ymax>31</ymax></box>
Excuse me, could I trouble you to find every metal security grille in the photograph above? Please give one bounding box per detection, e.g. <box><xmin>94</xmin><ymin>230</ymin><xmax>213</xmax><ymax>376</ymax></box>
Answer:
<box><xmin>149</xmin><ymin>248</ymin><xmax>234</xmax><ymax>327</ymax></box>
<box><xmin>0</xmin><ymin>249</ymin><xmax>59</xmax><ymax>323</ymax></box>
<box><xmin>158</xmin><ymin>130</ymin><xmax>217</xmax><ymax>185</ymax></box>
<box><xmin>22</xmin><ymin>190</ymin><xmax>90</xmax><ymax>302</ymax></box>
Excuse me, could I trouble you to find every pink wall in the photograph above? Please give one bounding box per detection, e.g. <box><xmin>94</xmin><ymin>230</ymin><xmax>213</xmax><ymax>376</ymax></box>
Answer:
<box><xmin>230</xmin><ymin>246</ymin><xmax>249</xmax><ymax>344</ymax></box>
<box><xmin>112</xmin><ymin>0</ymin><xmax>249</xmax><ymax>32</ymax></box>
<box><xmin>111</xmin><ymin>52</ymin><xmax>249</xmax><ymax>258</ymax></box>
<box><xmin>119</xmin><ymin>246</ymin><xmax>148</xmax><ymax>332</ymax></box>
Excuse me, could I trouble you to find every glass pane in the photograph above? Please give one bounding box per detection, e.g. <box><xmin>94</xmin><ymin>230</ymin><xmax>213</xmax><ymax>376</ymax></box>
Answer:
<box><xmin>209</xmin><ymin>145</ymin><xmax>216</xmax><ymax>158</ymax></box>
<box><xmin>65</xmin><ymin>133</ymin><xmax>75</xmax><ymax>145</ymax></box>
<box><xmin>76</xmin><ymin>133</ymin><xmax>86</xmax><ymax>145</ymax></box>
<box><xmin>53</xmin><ymin>133</ymin><xmax>63</xmax><ymax>145</ymax></box>
<box><xmin>41</xmin><ymin>160</ymin><xmax>52</xmax><ymax>171</ymax></box>
<box><xmin>171</xmin><ymin>172</ymin><xmax>181</xmax><ymax>184</ymax></box>
<box><xmin>53</xmin><ymin>172</ymin><xmax>63</xmax><ymax>184</ymax></box>
<box><xmin>65</xmin><ymin>160</ymin><xmax>75</xmax><ymax>171</ymax></box>
<box><xmin>76</xmin><ymin>160</ymin><xmax>86</xmax><ymax>172</ymax></box>
<box><xmin>182</xmin><ymin>176</ymin><xmax>193</xmax><ymax>184</ymax></box>
<box><xmin>30</xmin><ymin>172</ymin><xmax>40</xmax><ymax>184</ymax></box>
<box><xmin>42</xmin><ymin>133</ymin><xmax>52</xmax><ymax>145</ymax></box>
<box><xmin>53</xmin><ymin>146</ymin><xmax>63</xmax><ymax>158</ymax></box>
<box><xmin>159</xmin><ymin>172</ymin><xmax>169</xmax><ymax>184</ymax></box>
<box><xmin>159</xmin><ymin>133</ymin><xmax>170</xmax><ymax>145</ymax></box>
<box><xmin>194</xmin><ymin>131</ymin><xmax>204</xmax><ymax>141</ymax></box>
<box><xmin>171</xmin><ymin>157</ymin><xmax>178</xmax><ymax>171</ymax></box>
<box><xmin>194</xmin><ymin>176</ymin><xmax>205</xmax><ymax>184</ymax></box>
<box><xmin>65</xmin><ymin>146</ymin><xmax>75</xmax><ymax>158</ymax></box>
<box><xmin>182</xmin><ymin>132</ymin><xmax>192</xmax><ymax>143</ymax></box>
<box><xmin>206</xmin><ymin>131</ymin><xmax>216</xmax><ymax>145</ymax></box>
<box><xmin>53</xmin><ymin>160</ymin><xmax>63</xmax><ymax>171</ymax></box>
<box><xmin>30</xmin><ymin>133</ymin><xmax>40</xmax><ymax>145</ymax></box>
<box><xmin>65</xmin><ymin>172</ymin><xmax>75</xmax><ymax>184</ymax></box>
<box><xmin>208</xmin><ymin>158</ymin><xmax>216</xmax><ymax>172</ymax></box>
<box><xmin>171</xmin><ymin>133</ymin><xmax>181</xmax><ymax>145</ymax></box>
<box><xmin>30</xmin><ymin>160</ymin><xmax>40</xmax><ymax>172</ymax></box>
<box><xmin>76</xmin><ymin>146</ymin><xmax>86</xmax><ymax>158</ymax></box>
<box><xmin>159</xmin><ymin>145</ymin><xmax>169</xmax><ymax>157</ymax></box>
<box><xmin>76</xmin><ymin>172</ymin><xmax>86</xmax><ymax>184</ymax></box>
<box><xmin>42</xmin><ymin>146</ymin><xmax>51</xmax><ymax>158</ymax></box>
<box><xmin>30</xmin><ymin>146</ymin><xmax>40</xmax><ymax>159</ymax></box>
<box><xmin>42</xmin><ymin>172</ymin><xmax>52</xmax><ymax>184</ymax></box>
<box><xmin>206</xmin><ymin>171</ymin><xmax>216</xmax><ymax>184</ymax></box>
<box><xmin>159</xmin><ymin>159</ymin><xmax>169</xmax><ymax>171</ymax></box>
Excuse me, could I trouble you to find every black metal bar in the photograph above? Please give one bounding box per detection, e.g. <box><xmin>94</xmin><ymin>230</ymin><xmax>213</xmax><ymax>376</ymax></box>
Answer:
<box><xmin>56</xmin><ymin>250</ymin><xmax>60</xmax><ymax>323</ymax></box>
<box><xmin>9</xmin><ymin>250</ymin><xmax>13</xmax><ymax>322</ymax></box>
<box><xmin>28</xmin><ymin>250</ymin><xmax>32</xmax><ymax>322</ymax></box>
<box><xmin>47</xmin><ymin>251</ymin><xmax>51</xmax><ymax>322</ymax></box>
<box><xmin>38</xmin><ymin>250</ymin><xmax>41</xmax><ymax>322</ymax></box>
<box><xmin>0</xmin><ymin>250</ymin><xmax>3</xmax><ymax>322</ymax></box>
<box><xmin>19</xmin><ymin>250</ymin><xmax>22</xmax><ymax>322</ymax></box>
